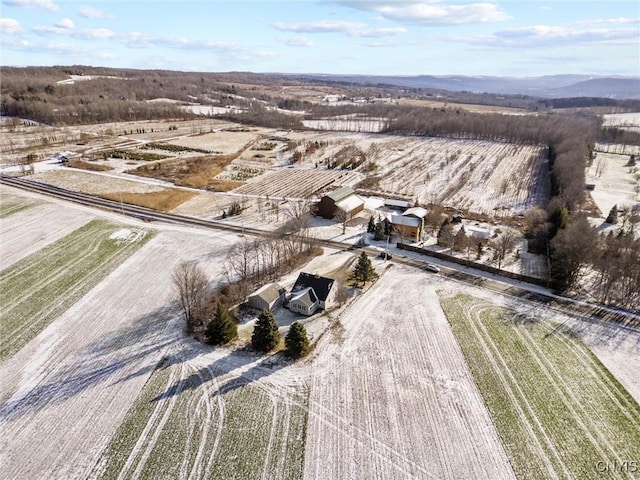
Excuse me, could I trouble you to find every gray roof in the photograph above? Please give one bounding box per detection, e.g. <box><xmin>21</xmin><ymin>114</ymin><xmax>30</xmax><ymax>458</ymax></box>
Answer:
<box><xmin>249</xmin><ymin>283</ymin><xmax>284</xmax><ymax>303</ymax></box>
<box><xmin>326</xmin><ymin>186</ymin><xmax>355</xmax><ymax>202</ymax></box>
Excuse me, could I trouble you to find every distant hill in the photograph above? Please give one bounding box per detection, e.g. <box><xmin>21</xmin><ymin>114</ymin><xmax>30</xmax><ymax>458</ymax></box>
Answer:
<box><xmin>292</xmin><ymin>74</ymin><xmax>640</xmax><ymax>100</ymax></box>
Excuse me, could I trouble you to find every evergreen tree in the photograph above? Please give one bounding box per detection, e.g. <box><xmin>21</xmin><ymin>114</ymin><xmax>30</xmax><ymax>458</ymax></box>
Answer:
<box><xmin>352</xmin><ymin>251</ymin><xmax>378</xmax><ymax>286</ymax></box>
<box><xmin>206</xmin><ymin>302</ymin><xmax>238</xmax><ymax>345</ymax></box>
<box><xmin>251</xmin><ymin>309</ymin><xmax>281</xmax><ymax>353</ymax></box>
<box><xmin>606</xmin><ymin>204</ymin><xmax>618</xmax><ymax>224</ymax></box>
<box><xmin>367</xmin><ymin>215</ymin><xmax>376</xmax><ymax>233</ymax></box>
<box><xmin>373</xmin><ymin>220</ymin><xmax>385</xmax><ymax>241</ymax></box>
<box><xmin>285</xmin><ymin>321</ymin><xmax>310</xmax><ymax>359</ymax></box>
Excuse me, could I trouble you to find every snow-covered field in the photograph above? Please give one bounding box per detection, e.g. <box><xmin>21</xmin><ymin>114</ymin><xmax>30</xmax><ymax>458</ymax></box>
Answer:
<box><xmin>305</xmin><ymin>265</ymin><xmax>516</xmax><ymax>479</ymax></box>
<box><xmin>0</xmin><ymin>221</ymin><xmax>241</xmax><ymax>479</ymax></box>
<box><xmin>602</xmin><ymin>112</ymin><xmax>640</xmax><ymax>131</ymax></box>
<box><xmin>1</xmin><ymin>185</ymin><xmax>639</xmax><ymax>480</ymax></box>
<box><xmin>586</xmin><ymin>151</ymin><xmax>640</xmax><ymax>219</ymax></box>
<box><xmin>0</xmin><ymin>195</ymin><xmax>94</xmax><ymax>270</ymax></box>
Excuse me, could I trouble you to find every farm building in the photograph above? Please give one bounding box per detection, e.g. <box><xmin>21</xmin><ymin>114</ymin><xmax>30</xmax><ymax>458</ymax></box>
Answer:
<box><xmin>466</xmin><ymin>225</ymin><xmax>493</xmax><ymax>239</ymax></box>
<box><xmin>288</xmin><ymin>272</ymin><xmax>336</xmax><ymax>315</ymax></box>
<box><xmin>385</xmin><ymin>208</ymin><xmax>427</xmax><ymax>242</ymax></box>
<box><xmin>317</xmin><ymin>186</ymin><xmax>365</xmax><ymax>219</ymax></box>
<box><xmin>384</xmin><ymin>198</ymin><xmax>414</xmax><ymax>211</ymax></box>
<box><xmin>247</xmin><ymin>283</ymin><xmax>286</xmax><ymax>311</ymax></box>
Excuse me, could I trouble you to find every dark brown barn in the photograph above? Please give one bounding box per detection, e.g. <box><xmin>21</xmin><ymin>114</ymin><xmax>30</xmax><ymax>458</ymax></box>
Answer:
<box><xmin>317</xmin><ymin>186</ymin><xmax>365</xmax><ymax>219</ymax></box>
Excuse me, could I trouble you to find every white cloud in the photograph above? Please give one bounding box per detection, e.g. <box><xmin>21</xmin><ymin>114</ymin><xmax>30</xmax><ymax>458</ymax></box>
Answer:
<box><xmin>273</xmin><ymin>20</ymin><xmax>366</xmax><ymax>35</ymax></box>
<box><xmin>328</xmin><ymin>1</ymin><xmax>510</xmax><ymax>26</ymax></box>
<box><xmin>273</xmin><ymin>20</ymin><xmax>405</xmax><ymax>37</ymax></box>
<box><xmin>0</xmin><ymin>17</ymin><xmax>24</xmax><ymax>35</ymax></box>
<box><xmin>454</xmin><ymin>24</ymin><xmax>640</xmax><ymax>47</ymax></box>
<box><xmin>2</xmin><ymin>0</ymin><xmax>58</xmax><ymax>12</ymax></box>
<box><xmin>574</xmin><ymin>17</ymin><xmax>640</xmax><ymax>26</ymax></box>
<box><xmin>54</xmin><ymin>18</ymin><xmax>74</xmax><ymax>29</ymax></box>
<box><xmin>359</xmin><ymin>27</ymin><xmax>407</xmax><ymax>38</ymax></box>
<box><xmin>78</xmin><ymin>27</ymin><xmax>115</xmax><ymax>39</ymax></box>
<box><xmin>284</xmin><ymin>36</ymin><xmax>314</xmax><ymax>47</ymax></box>
<box><xmin>78</xmin><ymin>6</ymin><xmax>107</xmax><ymax>19</ymax></box>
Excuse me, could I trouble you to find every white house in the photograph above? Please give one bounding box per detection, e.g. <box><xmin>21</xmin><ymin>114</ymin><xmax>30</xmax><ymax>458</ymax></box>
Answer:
<box><xmin>287</xmin><ymin>272</ymin><xmax>336</xmax><ymax>316</ymax></box>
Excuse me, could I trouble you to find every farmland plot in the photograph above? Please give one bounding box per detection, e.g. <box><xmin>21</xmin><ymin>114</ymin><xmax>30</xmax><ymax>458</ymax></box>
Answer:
<box><xmin>257</xmin><ymin>132</ymin><xmax>549</xmax><ymax>216</ymax></box>
<box><xmin>165</xmin><ymin>128</ymin><xmax>266</xmax><ymax>155</ymax></box>
<box><xmin>305</xmin><ymin>265</ymin><xmax>515</xmax><ymax>480</ymax></box>
<box><xmin>0</xmin><ymin>190</ymin><xmax>40</xmax><ymax>218</ymax></box>
<box><xmin>0</xmin><ymin>219</ymin><xmax>151</xmax><ymax>361</ymax></box>
<box><xmin>370</xmin><ymin>138</ymin><xmax>549</xmax><ymax>215</ymax></box>
<box><xmin>441</xmin><ymin>294</ymin><xmax>640</xmax><ymax>480</ymax></box>
<box><xmin>586</xmin><ymin>151</ymin><xmax>640</xmax><ymax>219</ymax></box>
<box><xmin>0</xmin><ymin>226</ymin><xmax>241</xmax><ymax>480</ymax></box>
<box><xmin>93</xmin><ymin>348</ymin><xmax>308</xmax><ymax>480</ymax></box>
<box><xmin>0</xmin><ymin>194</ymin><xmax>93</xmax><ymax>270</ymax></box>
<box><xmin>233</xmin><ymin>168</ymin><xmax>363</xmax><ymax>199</ymax></box>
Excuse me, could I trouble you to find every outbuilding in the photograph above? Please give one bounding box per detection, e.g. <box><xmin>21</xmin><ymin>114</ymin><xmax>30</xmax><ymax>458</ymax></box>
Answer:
<box><xmin>247</xmin><ymin>283</ymin><xmax>286</xmax><ymax>311</ymax></box>
<box><xmin>317</xmin><ymin>186</ymin><xmax>365</xmax><ymax>219</ymax></box>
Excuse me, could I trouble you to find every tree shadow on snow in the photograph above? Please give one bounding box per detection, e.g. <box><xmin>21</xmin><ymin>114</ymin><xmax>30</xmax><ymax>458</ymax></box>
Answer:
<box><xmin>151</xmin><ymin>351</ymin><xmax>289</xmax><ymax>402</ymax></box>
<box><xmin>0</xmin><ymin>303</ymin><xmax>195</xmax><ymax>422</ymax></box>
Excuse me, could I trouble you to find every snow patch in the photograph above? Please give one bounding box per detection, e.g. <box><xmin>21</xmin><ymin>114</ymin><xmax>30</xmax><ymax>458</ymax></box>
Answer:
<box><xmin>109</xmin><ymin>228</ymin><xmax>145</xmax><ymax>244</ymax></box>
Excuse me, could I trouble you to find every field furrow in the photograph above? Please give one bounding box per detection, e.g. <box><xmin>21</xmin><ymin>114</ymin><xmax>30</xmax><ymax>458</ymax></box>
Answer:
<box><xmin>442</xmin><ymin>294</ymin><xmax>640</xmax><ymax>480</ymax></box>
<box><xmin>304</xmin><ymin>265</ymin><xmax>515</xmax><ymax>479</ymax></box>
<box><xmin>0</xmin><ymin>219</ymin><xmax>151</xmax><ymax>361</ymax></box>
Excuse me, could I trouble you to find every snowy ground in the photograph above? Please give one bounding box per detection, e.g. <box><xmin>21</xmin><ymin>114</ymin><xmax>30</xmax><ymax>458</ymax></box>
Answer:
<box><xmin>1</xmin><ymin>182</ymin><xmax>638</xmax><ymax>479</ymax></box>
<box><xmin>0</xmin><ymin>196</ymin><xmax>94</xmax><ymax>270</ymax></box>
<box><xmin>586</xmin><ymin>151</ymin><xmax>640</xmax><ymax>225</ymax></box>
<box><xmin>305</xmin><ymin>265</ymin><xmax>516</xmax><ymax>479</ymax></box>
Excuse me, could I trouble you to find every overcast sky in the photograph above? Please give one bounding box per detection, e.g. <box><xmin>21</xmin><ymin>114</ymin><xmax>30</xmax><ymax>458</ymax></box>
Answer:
<box><xmin>1</xmin><ymin>0</ymin><xmax>638</xmax><ymax>77</ymax></box>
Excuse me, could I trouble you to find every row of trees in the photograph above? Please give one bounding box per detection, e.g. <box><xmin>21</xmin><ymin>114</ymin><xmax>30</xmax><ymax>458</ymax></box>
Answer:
<box><xmin>250</xmin><ymin>310</ymin><xmax>311</xmax><ymax>358</ymax></box>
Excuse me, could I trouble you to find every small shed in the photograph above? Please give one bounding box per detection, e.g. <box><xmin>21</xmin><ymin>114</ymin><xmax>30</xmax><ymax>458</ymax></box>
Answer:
<box><xmin>247</xmin><ymin>283</ymin><xmax>286</xmax><ymax>311</ymax></box>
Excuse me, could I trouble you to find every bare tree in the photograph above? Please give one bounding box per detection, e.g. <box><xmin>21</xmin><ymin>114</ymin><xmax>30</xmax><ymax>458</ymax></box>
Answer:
<box><xmin>492</xmin><ymin>232</ymin><xmax>516</xmax><ymax>270</ymax></box>
<box><xmin>334</xmin><ymin>208</ymin><xmax>349</xmax><ymax>235</ymax></box>
<box><xmin>172</xmin><ymin>262</ymin><xmax>208</xmax><ymax>333</ymax></box>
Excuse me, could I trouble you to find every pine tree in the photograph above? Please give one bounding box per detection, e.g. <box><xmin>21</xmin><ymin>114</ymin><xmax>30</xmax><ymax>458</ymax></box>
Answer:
<box><xmin>367</xmin><ymin>215</ymin><xmax>376</xmax><ymax>233</ymax></box>
<box><xmin>606</xmin><ymin>204</ymin><xmax>618</xmax><ymax>224</ymax></box>
<box><xmin>285</xmin><ymin>321</ymin><xmax>310</xmax><ymax>359</ymax></box>
<box><xmin>206</xmin><ymin>302</ymin><xmax>238</xmax><ymax>345</ymax></box>
<box><xmin>352</xmin><ymin>251</ymin><xmax>378</xmax><ymax>287</ymax></box>
<box><xmin>251</xmin><ymin>309</ymin><xmax>281</xmax><ymax>353</ymax></box>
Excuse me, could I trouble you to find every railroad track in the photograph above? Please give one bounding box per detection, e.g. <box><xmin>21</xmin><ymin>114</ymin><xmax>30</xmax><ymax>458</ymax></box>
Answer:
<box><xmin>2</xmin><ymin>174</ymin><xmax>638</xmax><ymax>328</ymax></box>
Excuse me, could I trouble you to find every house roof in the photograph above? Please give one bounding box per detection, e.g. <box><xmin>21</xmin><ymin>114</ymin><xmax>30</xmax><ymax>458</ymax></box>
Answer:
<box><xmin>326</xmin><ymin>186</ymin><xmax>355</xmax><ymax>202</ymax></box>
<box><xmin>289</xmin><ymin>287</ymin><xmax>318</xmax><ymax>308</ymax></box>
<box><xmin>386</xmin><ymin>212</ymin><xmax>421</xmax><ymax>228</ymax></box>
<box><xmin>249</xmin><ymin>283</ymin><xmax>284</xmax><ymax>304</ymax></box>
<box><xmin>384</xmin><ymin>199</ymin><xmax>414</xmax><ymax>209</ymax></box>
<box><xmin>403</xmin><ymin>207</ymin><xmax>427</xmax><ymax>218</ymax></box>
<box><xmin>292</xmin><ymin>272</ymin><xmax>335</xmax><ymax>302</ymax></box>
<box><xmin>335</xmin><ymin>194</ymin><xmax>365</xmax><ymax>214</ymax></box>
